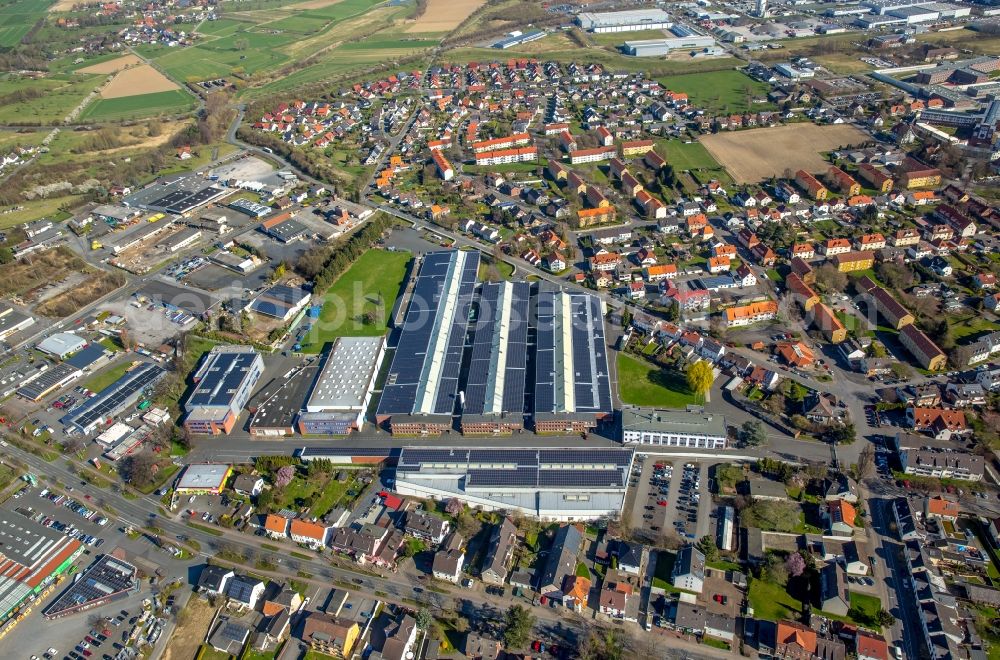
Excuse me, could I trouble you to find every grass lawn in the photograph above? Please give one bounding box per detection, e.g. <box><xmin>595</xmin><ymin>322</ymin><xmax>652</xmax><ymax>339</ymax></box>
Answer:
<box><xmin>658</xmin><ymin>70</ymin><xmax>772</xmax><ymax>115</ymax></box>
<box><xmin>298</xmin><ymin>249</ymin><xmax>411</xmax><ymax>353</ymax></box>
<box><xmin>198</xmin><ymin>645</ymin><xmax>234</xmax><ymax>660</ymax></box>
<box><xmin>617</xmin><ymin>353</ymin><xmax>703</xmax><ymax>407</ymax></box>
<box><xmin>83</xmin><ymin>361</ymin><xmax>133</xmax><ymax>393</ymax></box>
<box><xmin>849</xmin><ymin>592</ymin><xmax>882</xmax><ymax>622</ymax></box>
<box><xmin>657</xmin><ymin>139</ymin><xmax>722</xmax><ymax>172</ymax></box>
<box><xmin>951</xmin><ymin>315</ymin><xmax>1000</xmax><ymax>342</ymax></box>
<box><xmin>749</xmin><ymin>578</ymin><xmax>802</xmax><ymax>621</ymax></box>
<box><xmin>79</xmin><ymin>90</ymin><xmax>197</xmax><ymax>121</ymax></box>
<box><xmin>703</xmin><ymin>638</ymin><xmax>731</xmax><ymax>650</ymax></box>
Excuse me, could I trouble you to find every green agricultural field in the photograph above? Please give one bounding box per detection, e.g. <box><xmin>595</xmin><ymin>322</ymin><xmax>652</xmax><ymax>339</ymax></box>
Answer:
<box><xmin>617</xmin><ymin>353</ymin><xmax>703</xmax><ymax>407</ymax></box>
<box><xmin>79</xmin><ymin>89</ymin><xmax>196</xmax><ymax>121</ymax></box>
<box><xmin>195</xmin><ymin>17</ymin><xmax>251</xmax><ymax>37</ymax></box>
<box><xmin>657</xmin><ymin>139</ymin><xmax>724</xmax><ymax>173</ymax></box>
<box><xmin>298</xmin><ymin>249</ymin><xmax>411</xmax><ymax>353</ymax></box>
<box><xmin>0</xmin><ymin>0</ymin><xmax>53</xmax><ymax>48</ymax></box>
<box><xmin>153</xmin><ymin>44</ymin><xmax>289</xmax><ymax>81</ymax></box>
<box><xmin>658</xmin><ymin>69</ymin><xmax>772</xmax><ymax>114</ymax></box>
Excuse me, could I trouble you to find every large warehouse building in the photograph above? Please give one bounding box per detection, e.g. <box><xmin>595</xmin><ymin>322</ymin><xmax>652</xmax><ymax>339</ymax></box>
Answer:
<box><xmin>460</xmin><ymin>281</ymin><xmax>531</xmax><ymax>435</ymax></box>
<box><xmin>532</xmin><ymin>289</ymin><xmax>613</xmax><ymax>433</ymax></box>
<box><xmin>623</xmin><ymin>36</ymin><xmax>716</xmax><ymax>56</ymax></box>
<box><xmin>576</xmin><ymin>8</ymin><xmax>672</xmax><ymax>32</ymax></box>
<box><xmin>391</xmin><ymin>448</ymin><xmax>634</xmax><ymax>521</ymax></box>
<box><xmin>183</xmin><ymin>346</ymin><xmax>264</xmax><ymax>435</ymax></box>
<box><xmin>376</xmin><ymin>251</ymin><xmax>612</xmax><ymax>436</ymax></box>
<box><xmin>298</xmin><ymin>336</ymin><xmax>386</xmax><ymax>434</ymax></box>
<box><xmin>60</xmin><ymin>362</ymin><xmax>166</xmax><ymax>435</ymax></box>
<box><xmin>0</xmin><ymin>512</ymin><xmax>84</xmax><ymax>626</ymax></box>
<box><xmin>376</xmin><ymin>250</ymin><xmax>480</xmax><ymax>435</ymax></box>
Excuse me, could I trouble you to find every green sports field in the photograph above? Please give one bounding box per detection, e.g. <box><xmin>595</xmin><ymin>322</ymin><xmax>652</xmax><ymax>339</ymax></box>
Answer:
<box><xmin>79</xmin><ymin>89</ymin><xmax>196</xmax><ymax>121</ymax></box>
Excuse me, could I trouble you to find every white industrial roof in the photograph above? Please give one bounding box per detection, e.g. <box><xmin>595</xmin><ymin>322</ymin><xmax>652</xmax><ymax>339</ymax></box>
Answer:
<box><xmin>176</xmin><ymin>463</ymin><xmax>231</xmax><ymax>490</ymax></box>
<box><xmin>305</xmin><ymin>336</ymin><xmax>385</xmax><ymax>412</ymax></box>
<box><xmin>37</xmin><ymin>332</ymin><xmax>87</xmax><ymax>356</ymax></box>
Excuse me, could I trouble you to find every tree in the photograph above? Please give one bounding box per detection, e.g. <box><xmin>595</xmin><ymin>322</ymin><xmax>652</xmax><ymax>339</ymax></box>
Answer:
<box><xmin>274</xmin><ymin>465</ymin><xmax>295</xmax><ymax>488</ymax></box>
<box><xmin>813</xmin><ymin>264</ymin><xmax>848</xmax><ymax>294</ymax></box>
<box><xmin>577</xmin><ymin>627</ymin><xmax>631</xmax><ymax>660</ymax></box>
<box><xmin>696</xmin><ymin>535</ymin><xmax>719</xmax><ymax>562</ymax></box>
<box><xmin>762</xmin><ymin>552</ymin><xmax>789</xmax><ymax>586</ymax></box>
<box><xmin>444</xmin><ymin>498</ymin><xmax>463</xmax><ymax>516</ymax></box>
<box><xmin>785</xmin><ymin>551</ymin><xmax>806</xmax><ymax>577</ymax></box>
<box><xmin>502</xmin><ymin>605</ymin><xmax>534</xmax><ymax>650</ymax></box>
<box><xmin>876</xmin><ymin>608</ymin><xmax>895</xmax><ymax>628</ymax></box>
<box><xmin>118</xmin><ymin>452</ymin><xmax>159</xmax><ymax>489</ymax></box>
<box><xmin>828</xmin><ymin>423</ymin><xmax>857</xmax><ymax>446</ymax></box>
<box><xmin>856</xmin><ymin>444</ymin><xmax>876</xmax><ymax>480</ymax></box>
<box><xmin>739</xmin><ymin>420</ymin><xmax>768</xmax><ymax>447</ymax></box>
<box><xmin>415</xmin><ymin>607</ymin><xmax>432</xmax><ymax>630</ymax></box>
<box><xmin>686</xmin><ymin>361</ymin><xmax>714</xmax><ymax>401</ymax></box>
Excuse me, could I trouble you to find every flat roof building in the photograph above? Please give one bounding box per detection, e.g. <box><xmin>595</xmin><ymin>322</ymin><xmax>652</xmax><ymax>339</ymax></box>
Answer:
<box><xmin>577</xmin><ymin>8</ymin><xmax>672</xmax><ymax>32</ymax></box>
<box><xmin>60</xmin><ymin>362</ymin><xmax>166</xmax><ymax>434</ymax></box>
<box><xmin>623</xmin><ymin>36</ymin><xmax>715</xmax><ymax>56</ymax></box>
<box><xmin>37</xmin><ymin>332</ymin><xmax>87</xmax><ymax>359</ymax></box>
<box><xmin>0</xmin><ymin>303</ymin><xmax>34</xmax><ymax>341</ymax></box>
<box><xmin>620</xmin><ymin>408</ymin><xmax>728</xmax><ymax>448</ymax></box>
<box><xmin>0</xmin><ymin>511</ymin><xmax>84</xmax><ymax>624</ymax></box>
<box><xmin>43</xmin><ymin>554</ymin><xmax>138</xmax><ymax>619</ymax></box>
<box><xmin>249</xmin><ymin>364</ymin><xmax>317</xmax><ymax>437</ymax></box>
<box><xmin>377</xmin><ymin>250</ymin><xmax>480</xmax><ymax>435</ymax></box>
<box><xmin>175</xmin><ymin>463</ymin><xmax>234</xmax><ymax>494</ymax></box>
<box><xmin>184</xmin><ymin>346</ymin><xmax>264</xmax><ymax>435</ymax></box>
<box><xmin>392</xmin><ymin>448</ymin><xmax>634</xmax><ymax>521</ymax></box>
<box><xmin>299</xmin><ymin>336</ymin><xmax>386</xmax><ymax>435</ymax></box>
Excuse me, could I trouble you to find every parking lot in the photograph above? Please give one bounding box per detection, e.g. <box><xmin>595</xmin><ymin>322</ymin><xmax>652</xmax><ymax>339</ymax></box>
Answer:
<box><xmin>628</xmin><ymin>457</ymin><xmax>716</xmax><ymax>543</ymax></box>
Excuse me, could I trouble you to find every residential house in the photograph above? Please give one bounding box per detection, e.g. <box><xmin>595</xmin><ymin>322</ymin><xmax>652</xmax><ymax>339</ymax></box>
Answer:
<box><xmin>819</xmin><ymin>562</ymin><xmax>849</xmax><ymax>615</ymax></box>
<box><xmin>432</xmin><ymin>532</ymin><xmax>466</xmax><ymax>583</ymax></box>
<box><xmin>403</xmin><ymin>511</ymin><xmax>450</xmax><ymax>544</ymax></box>
<box><xmin>480</xmin><ymin>518</ymin><xmax>517</xmax><ymax>586</ymax></box>
<box><xmin>672</xmin><ymin>545</ymin><xmax>705</xmax><ymax>594</ymax></box>
<box><xmin>825</xmin><ymin>500</ymin><xmax>856</xmax><ymax>537</ymax></box>
<box><xmin>301</xmin><ymin>612</ymin><xmax>360</xmax><ymax>659</ymax></box>
<box><xmin>538</xmin><ymin>525</ymin><xmax>583</xmax><ymax>597</ymax></box>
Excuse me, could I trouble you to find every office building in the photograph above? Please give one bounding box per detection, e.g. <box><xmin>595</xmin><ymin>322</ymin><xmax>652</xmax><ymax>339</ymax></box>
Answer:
<box><xmin>184</xmin><ymin>346</ymin><xmax>264</xmax><ymax>435</ymax></box>
<box><xmin>620</xmin><ymin>408</ymin><xmax>727</xmax><ymax>448</ymax></box>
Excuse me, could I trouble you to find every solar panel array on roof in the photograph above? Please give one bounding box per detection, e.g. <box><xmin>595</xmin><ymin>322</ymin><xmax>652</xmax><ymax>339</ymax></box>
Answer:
<box><xmin>463</xmin><ymin>281</ymin><xmax>530</xmax><ymax>417</ymax></box>
<box><xmin>377</xmin><ymin>251</ymin><xmax>480</xmax><ymax>418</ymax></box>
<box><xmin>148</xmin><ymin>185</ymin><xmax>226</xmax><ymax>215</ymax></box>
<box><xmin>188</xmin><ymin>350</ymin><xmax>260</xmax><ymax>408</ymax></box>
<box><xmin>397</xmin><ymin>447</ymin><xmax>633</xmax><ymax>489</ymax></box>
<box><xmin>533</xmin><ymin>288</ymin><xmax>612</xmax><ymax>416</ymax></box>
<box><xmin>43</xmin><ymin>554</ymin><xmax>138</xmax><ymax>618</ymax></box>
<box><xmin>60</xmin><ymin>363</ymin><xmax>166</xmax><ymax>431</ymax></box>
